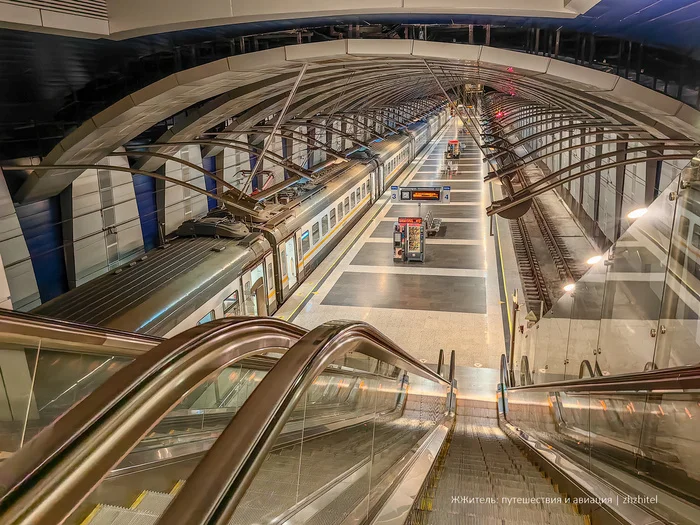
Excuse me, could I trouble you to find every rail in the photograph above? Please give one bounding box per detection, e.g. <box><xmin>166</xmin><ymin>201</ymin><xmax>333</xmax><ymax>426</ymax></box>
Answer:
<box><xmin>0</xmin><ymin>308</ymin><xmax>161</xmax><ymax>357</ymax></box>
<box><xmin>0</xmin><ymin>317</ymin><xmax>306</xmax><ymax>525</ymax></box>
<box><xmin>159</xmin><ymin>320</ymin><xmax>450</xmax><ymax>525</ymax></box>
<box><xmin>507</xmin><ymin>363</ymin><xmax>700</xmax><ymax>393</ymax></box>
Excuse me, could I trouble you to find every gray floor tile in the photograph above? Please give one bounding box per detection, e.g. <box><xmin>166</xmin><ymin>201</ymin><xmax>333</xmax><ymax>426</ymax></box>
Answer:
<box><xmin>350</xmin><ymin>242</ymin><xmax>485</xmax><ymax>269</ymax></box>
<box><xmin>321</xmin><ymin>272</ymin><xmax>487</xmax><ymax>313</ymax></box>
<box><xmin>386</xmin><ymin>204</ymin><xmax>481</xmax><ymax>218</ymax></box>
<box><xmin>370</xmin><ymin>220</ymin><xmax>483</xmax><ymax>239</ymax></box>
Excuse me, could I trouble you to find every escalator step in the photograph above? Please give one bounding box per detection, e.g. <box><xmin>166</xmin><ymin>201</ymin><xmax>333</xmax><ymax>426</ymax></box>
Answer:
<box><xmin>83</xmin><ymin>505</ymin><xmax>159</xmax><ymax>525</ymax></box>
<box><xmin>133</xmin><ymin>491</ymin><xmax>173</xmax><ymax>514</ymax></box>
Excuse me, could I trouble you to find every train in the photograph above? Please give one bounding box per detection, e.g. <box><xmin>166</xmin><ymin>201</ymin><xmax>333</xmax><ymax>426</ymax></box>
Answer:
<box><xmin>34</xmin><ymin>109</ymin><xmax>449</xmax><ymax>337</ymax></box>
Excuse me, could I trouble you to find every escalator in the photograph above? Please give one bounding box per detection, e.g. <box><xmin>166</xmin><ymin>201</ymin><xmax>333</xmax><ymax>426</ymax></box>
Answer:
<box><xmin>0</xmin><ymin>316</ymin><xmax>697</xmax><ymax>525</ymax></box>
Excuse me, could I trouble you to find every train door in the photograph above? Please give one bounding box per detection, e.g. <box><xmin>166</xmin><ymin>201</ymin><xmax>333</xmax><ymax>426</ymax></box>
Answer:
<box><xmin>278</xmin><ymin>235</ymin><xmax>298</xmax><ymax>300</ymax></box>
<box><xmin>295</xmin><ymin>229</ymin><xmax>305</xmax><ymax>280</ymax></box>
<box><xmin>379</xmin><ymin>165</ymin><xmax>385</xmax><ymax>193</ymax></box>
<box><xmin>370</xmin><ymin>171</ymin><xmax>377</xmax><ymax>202</ymax></box>
<box><xmin>264</xmin><ymin>252</ymin><xmax>277</xmax><ymax>314</ymax></box>
<box><xmin>242</xmin><ymin>262</ymin><xmax>266</xmax><ymax>316</ymax></box>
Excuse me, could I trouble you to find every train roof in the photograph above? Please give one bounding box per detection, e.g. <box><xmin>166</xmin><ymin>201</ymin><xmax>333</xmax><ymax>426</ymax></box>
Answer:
<box><xmin>33</xmin><ymin>235</ymin><xmax>269</xmax><ymax>336</ymax></box>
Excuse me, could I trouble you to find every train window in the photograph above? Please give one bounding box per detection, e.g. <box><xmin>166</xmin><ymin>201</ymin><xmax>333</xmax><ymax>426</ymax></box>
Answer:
<box><xmin>223</xmin><ymin>290</ymin><xmax>240</xmax><ymax>316</ymax></box>
<box><xmin>344</xmin><ymin>197</ymin><xmax>350</xmax><ymax>214</ymax></box>
<box><xmin>337</xmin><ymin>203</ymin><xmax>343</xmax><ymax>220</ymax></box>
<box><xmin>197</xmin><ymin>310</ymin><xmax>215</xmax><ymax>325</ymax></box>
<box><xmin>351</xmin><ymin>193</ymin><xmax>355</xmax><ymax>208</ymax></box>
<box><xmin>302</xmin><ymin>230</ymin><xmax>310</xmax><ymax>254</ymax></box>
<box><xmin>321</xmin><ymin>215</ymin><xmax>329</xmax><ymax>236</ymax></box>
<box><xmin>362</xmin><ymin>183</ymin><xmax>365</xmax><ymax>198</ymax></box>
<box><xmin>356</xmin><ymin>188</ymin><xmax>361</xmax><ymax>202</ymax></box>
<box><xmin>330</xmin><ymin>209</ymin><xmax>337</xmax><ymax>228</ymax></box>
<box><xmin>312</xmin><ymin>223</ymin><xmax>320</xmax><ymax>244</ymax></box>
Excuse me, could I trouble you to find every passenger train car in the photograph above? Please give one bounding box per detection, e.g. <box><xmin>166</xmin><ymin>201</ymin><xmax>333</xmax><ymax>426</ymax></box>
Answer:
<box><xmin>34</xmin><ymin>109</ymin><xmax>448</xmax><ymax>336</ymax></box>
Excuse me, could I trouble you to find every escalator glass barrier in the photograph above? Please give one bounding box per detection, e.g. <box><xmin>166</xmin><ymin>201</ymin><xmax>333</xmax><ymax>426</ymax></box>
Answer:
<box><xmin>0</xmin><ymin>310</ymin><xmax>159</xmax><ymax>455</ymax></box>
<box><xmin>513</xmin><ymin>155</ymin><xmax>700</xmax><ymax>383</ymax></box>
<box><xmin>505</xmin><ymin>367</ymin><xmax>700</xmax><ymax>525</ymax></box>
<box><xmin>157</xmin><ymin>320</ymin><xmax>453</xmax><ymax>525</ymax></box>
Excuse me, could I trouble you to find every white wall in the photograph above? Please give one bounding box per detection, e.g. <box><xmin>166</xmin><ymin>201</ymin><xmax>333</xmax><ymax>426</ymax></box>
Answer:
<box><xmin>69</xmin><ymin>149</ymin><xmax>144</xmax><ymax>287</ymax></box>
<box><xmin>164</xmin><ymin>145</ymin><xmax>208</xmax><ymax>235</ymax></box>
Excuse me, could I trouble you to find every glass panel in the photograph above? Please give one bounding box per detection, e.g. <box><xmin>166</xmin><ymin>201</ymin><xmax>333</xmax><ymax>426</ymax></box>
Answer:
<box><xmin>654</xmin><ymin>161</ymin><xmax>700</xmax><ymax>368</ymax></box>
<box><xmin>197</xmin><ymin>310</ymin><xmax>215</xmax><ymax>325</ymax></box>
<box><xmin>564</xmin><ymin>255</ymin><xmax>607</xmax><ymax>379</ymax></box>
<box><xmin>312</xmin><ymin>223</ymin><xmax>320</xmax><ymax>244</ymax></box>
<box><xmin>597</xmin><ymin>175</ymin><xmax>680</xmax><ymax>376</ymax></box>
<box><xmin>66</xmin><ymin>358</ymin><xmax>273</xmax><ymax>524</ymax></box>
<box><xmin>0</xmin><ymin>339</ymin><xmax>40</xmax><ymax>454</ymax></box>
<box><xmin>301</xmin><ymin>231</ymin><xmax>310</xmax><ymax>254</ymax></box>
<box><xmin>284</xmin><ymin>237</ymin><xmax>297</xmax><ymax>288</ymax></box>
<box><xmin>226</xmin><ymin>352</ymin><xmax>446</xmax><ymax>525</ymax></box>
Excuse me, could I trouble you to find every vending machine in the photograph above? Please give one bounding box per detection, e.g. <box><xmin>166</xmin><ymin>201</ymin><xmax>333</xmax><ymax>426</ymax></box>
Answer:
<box><xmin>394</xmin><ymin>218</ymin><xmax>425</xmax><ymax>262</ymax></box>
<box><xmin>405</xmin><ymin>219</ymin><xmax>425</xmax><ymax>262</ymax></box>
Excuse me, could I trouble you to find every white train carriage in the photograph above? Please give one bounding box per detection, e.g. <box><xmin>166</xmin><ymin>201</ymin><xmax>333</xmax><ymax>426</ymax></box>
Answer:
<box><xmin>31</xmin><ymin>110</ymin><xmax>448</xmax><ymax>336</ymax></box>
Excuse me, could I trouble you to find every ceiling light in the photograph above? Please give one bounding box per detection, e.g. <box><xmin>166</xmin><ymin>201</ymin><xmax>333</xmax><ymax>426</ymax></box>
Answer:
<box><xmin>563</xmin><ymin>283</ymin><xmax>576</xmax><ymax>292</ymax></box>
<box><xmin>627</xmin><ymin>208</ymin><xmax>648</xmax><ymax>219</ymax></box>
<box><xmin>586</xmin><ymin>255</ymin><xmax>602</xmax><ymax>265</ymax></box>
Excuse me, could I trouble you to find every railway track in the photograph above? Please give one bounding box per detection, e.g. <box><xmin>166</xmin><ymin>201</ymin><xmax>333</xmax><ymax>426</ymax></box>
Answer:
<box><xmin>510</xmin><ymin>215</ymin><xmax>552</xmax><ymax>312</ymax></box>
<box><xmin>508</xmin><ymin>167</ymin><xmax>583</xmax><ymax>313</ymax></box>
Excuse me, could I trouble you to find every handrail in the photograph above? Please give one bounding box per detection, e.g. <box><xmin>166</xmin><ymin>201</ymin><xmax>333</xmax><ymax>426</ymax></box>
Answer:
<box><xmin>159</xmin><ymin>320</ymin><xmax>449</xmax><ymax>525</ymax></box>
<box><xmin>0</xmin><ymin>309</ymin><xmax>161</xmax><ymax>356</ymax></box>
<box><xmin>579</xmin><ymin>359</ymin><xmax>595</xmax><ymax>379</ymax></box>
<box><xmin>508</xmin><ymin>363</ymin><xmax>700</xmax><ymax>394</ymax></box>
<box><xmin>520</xmin><ymin>355</ymin><xmax>532</xmax><ymax>386</ymax></box>
<box><xmin>500</xmin><ymin>354</ymin><xmax>511</xmax><ymax>388</ymax></box>
<box><xmin>437</xmin><ymin>348</ymin><xmax>444</xmax><ymax>377</ymax></box>
<box><xmin>0</xmin><ymin>317</ymin><xmax>306</xmax><ymax>525</ymax></box>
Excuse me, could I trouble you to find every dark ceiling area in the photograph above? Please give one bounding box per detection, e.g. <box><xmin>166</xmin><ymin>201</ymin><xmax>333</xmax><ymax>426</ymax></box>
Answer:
<box><xmin>1</xmin><ymin>0</ymin><xmax>700</xmax><ymax>161</ymax></box>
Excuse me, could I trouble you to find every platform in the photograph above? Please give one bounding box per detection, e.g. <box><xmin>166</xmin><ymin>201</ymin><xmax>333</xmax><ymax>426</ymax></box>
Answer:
<box><xmin>276</xmin><ymin>119</ymin><xmax>508</xmax><ymax>376</ymax></box>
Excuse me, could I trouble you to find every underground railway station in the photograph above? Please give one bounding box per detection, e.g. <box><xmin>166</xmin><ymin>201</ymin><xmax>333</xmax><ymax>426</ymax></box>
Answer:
<box><xmin>0</xmin><ymin>2</ymin><xmax>699</xmax><ymax>524</ymax></box>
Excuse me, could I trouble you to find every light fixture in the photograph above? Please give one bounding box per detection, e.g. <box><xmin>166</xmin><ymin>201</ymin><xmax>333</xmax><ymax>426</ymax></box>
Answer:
<box><xmin>586</xmin><ymin>255</ymin><xmax>602</xmax><ymax>265</ymax></box>
<box><xmin>563</xmin><ymin>283</ymin><xmax>576</xmax><ymax>292</ymax></box>
<box><xmin>627</xmin><ymin>207</ymin><xmax>648</xmax><ymax>219</ymax></box>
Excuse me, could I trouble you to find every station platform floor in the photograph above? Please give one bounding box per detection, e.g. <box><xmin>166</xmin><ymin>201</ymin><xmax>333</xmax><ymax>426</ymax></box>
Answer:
<box><xmin>276</xmin><ymin>119</ymin><xmax>520</xmax><ymax>396</ymax></box>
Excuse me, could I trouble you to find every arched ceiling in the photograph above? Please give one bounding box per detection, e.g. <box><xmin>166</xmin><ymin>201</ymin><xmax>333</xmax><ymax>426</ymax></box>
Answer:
<box><xmin>12</xmin><ymin>39</ymin><xmax>700</xmax><ymax>203</ymax></box>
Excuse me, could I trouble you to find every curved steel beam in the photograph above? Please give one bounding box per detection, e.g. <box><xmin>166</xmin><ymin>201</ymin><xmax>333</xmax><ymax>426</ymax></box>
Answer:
<box><xmin>487</xmin><ymin>154</ymin><xmax>695</xmax><ymax>218</ymax></box>
<box><xmin>109</xmin><ymin>151</ymin><xmax>236</xmax><ymax>191</ymax></box>
<box><xmin>245</xmin><ymin>128</ymin><xmax>348</xmax><ymax>158</ymax></box>
<box><xmin>147</xmin><ymin>140</ymin><xmax>312</xmax><ymax>179</ymax></box>
<box><xmin>497</xmin><ymin>109</ymin><xmax>592</xmax><ymax>130</ymax></box>
<box><xmin>507</xmin><ymin>123</ymin><xmax>650</xmax><ymax>150</ymax></box>
<box><xmin>2</xmin><ymin>164</ymin><xmax>259</xmax><ymax>216</ymax></box>
<box><xmin>488</xmin><ymin>139</ymin><xmax>700</xmax><ymax>181</ymax></box>
<box><xmin>501</xmin><ymin>116</ymin><xmax>611</xmax><ymax>138</ymax></box>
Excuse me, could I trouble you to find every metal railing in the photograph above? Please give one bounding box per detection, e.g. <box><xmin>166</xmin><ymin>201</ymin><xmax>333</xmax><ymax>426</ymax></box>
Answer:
<box><xmin>159</xmin><ymin>320</ymin><xmax>450</xmax><ymax>525</ymax></box>
<box><xmin>0</xmin><ymin>317</ymin><xmax>306</xmax><ymax>525</ymax></box>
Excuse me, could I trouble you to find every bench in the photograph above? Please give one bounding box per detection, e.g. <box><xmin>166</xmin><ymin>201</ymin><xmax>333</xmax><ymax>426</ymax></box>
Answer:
<box><xmin>424</xmin><ymin>210</ymin><xmax>442</xmax><ymax>236</ymax></box>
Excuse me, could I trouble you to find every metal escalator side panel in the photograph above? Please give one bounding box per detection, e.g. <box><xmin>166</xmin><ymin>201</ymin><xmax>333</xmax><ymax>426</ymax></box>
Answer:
<box><xmin>160</xmin><ymin>320</ymin><xmax>449</xmax><ymax>525</ymax></box>
<box><xmin>0</xmin><ymin>317</ymin><xmax>306</xmax><ymax>525</ymax></box>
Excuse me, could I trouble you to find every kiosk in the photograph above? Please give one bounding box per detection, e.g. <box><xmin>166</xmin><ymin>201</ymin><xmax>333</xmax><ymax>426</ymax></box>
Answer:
<box><xmin>394</xmin><ymin>217</ymin><xmax>424</xmax><ymax>263</ymax></box>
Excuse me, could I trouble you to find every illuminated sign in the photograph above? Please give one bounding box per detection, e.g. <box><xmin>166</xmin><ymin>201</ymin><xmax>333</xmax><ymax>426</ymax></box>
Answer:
<box><xmin>398</xmin><ymin>217</ymin><xmax>422</xmax><ymax>225</ymax></box>
<box><xmin>411</xmin><ymin>190</ymin><xmax>441</xmax><ymax>201</ymax></box>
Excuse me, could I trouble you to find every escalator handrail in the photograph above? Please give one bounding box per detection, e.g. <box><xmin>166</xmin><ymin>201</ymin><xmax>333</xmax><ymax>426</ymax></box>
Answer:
<box><xmin>0</xmin><ymin>308</ymin><xmax>162</xmax><ymax>356</ymax></box>
<box><xmin>159</xmin><ymin>320</ymin><xmax>450</xmax><ymax>525</ymax></box>
<box><xmin>520</xmin><ymin>355</ymin><xmax>533</xmax><ymax>386</ymax></box>
<box><xmin>508</xmin><ymin>362</ymin><xmax>700</xmax><ymax>393</ymax></box>
<box><xmin>0</xmin><ymin>317</ymin><xmax>306</xmax><ymax>525</ymax></box>
<box><xmin>579</xmin><ymin>359</ymin><xmax>595</xmax><ymax>379</ymax></box>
